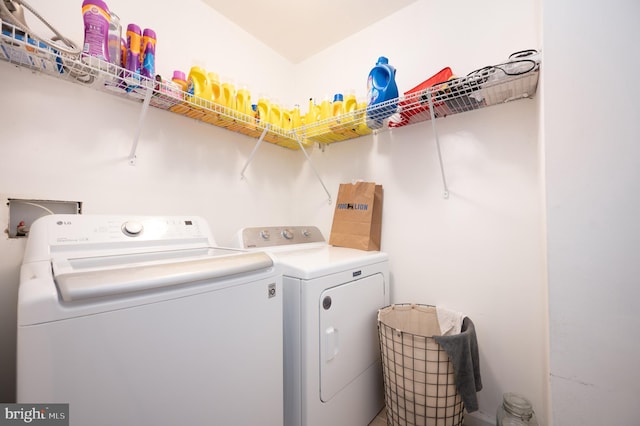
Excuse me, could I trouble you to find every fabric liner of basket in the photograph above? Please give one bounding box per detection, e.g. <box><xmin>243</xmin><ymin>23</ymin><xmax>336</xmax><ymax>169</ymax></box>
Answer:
<box><xmin>378</xmin><ymin>304</ymin><xmax>464</xmax><ymax>426</ymax></box>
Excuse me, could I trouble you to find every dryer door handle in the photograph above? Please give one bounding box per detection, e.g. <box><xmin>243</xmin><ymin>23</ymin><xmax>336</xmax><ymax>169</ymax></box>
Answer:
<box><xmin>324</xmin><ymin>327</ymin><xmax>339</xmax><ymax>362</ymax></box>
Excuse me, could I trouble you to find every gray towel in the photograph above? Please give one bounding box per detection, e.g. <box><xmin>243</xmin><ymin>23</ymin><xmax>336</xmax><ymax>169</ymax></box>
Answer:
<box><xmin>433</xmin><ymin>317</ymin><xmax>482</xmax><ymax>412</ymax></box>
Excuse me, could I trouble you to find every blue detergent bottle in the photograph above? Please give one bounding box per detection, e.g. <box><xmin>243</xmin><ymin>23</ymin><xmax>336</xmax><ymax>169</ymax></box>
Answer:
<box><xmin>366</xmin><ymin>56</ymin><xmax>399</xmax><ymax>129</ymax></box>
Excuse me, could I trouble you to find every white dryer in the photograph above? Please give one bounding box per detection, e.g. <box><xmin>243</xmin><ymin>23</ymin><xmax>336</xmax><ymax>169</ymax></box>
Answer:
<box><xmin>18</xmin><ymin>215</ymin><xmax>283</xmax><ymax>426</ymax></box>
<box><xmin>235</xmin><ymin>226</ymin><xmax>390</xmax><ymax>426</ymax></box>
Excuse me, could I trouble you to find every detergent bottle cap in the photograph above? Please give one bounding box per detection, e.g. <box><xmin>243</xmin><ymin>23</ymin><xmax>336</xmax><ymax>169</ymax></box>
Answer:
<box><xmin>377</xmin><ymin>56</ymin><xmax>389</xmax><ymax>65</ymax></box>
<box><xmin>83</xmin><ymin>0</ymin><xmax>109</xmax><ymax>11</ymax></box>
<box><xmin>127</xmin><ymin>23</ymin><xmax>141</xmax><ymax>34</ymax></box>
<box><xmin>333</xmin><ymin>93</ymin><xmax>344</xmax><ymax>102</ymax></box>
<box><xmin>143</xmin><ymin>28</ymin><xmax>156</xmax><ymax>39</ymax></box>
<box><xmin>172</xmin><ymin>70</ymin><xmax>186</xmax><ymax>82</ymax></box>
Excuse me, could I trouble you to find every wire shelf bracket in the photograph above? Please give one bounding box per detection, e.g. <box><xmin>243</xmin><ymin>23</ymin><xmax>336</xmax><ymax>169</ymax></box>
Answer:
<box><xmin>128</xmin><ymin>85</ymin><xmax>154</xmax><ymax>166</ymax></box>
<box><xmin>426</xmin><ymin>91</ymin><xmax>450</xmax><ymax>199</ymax></box>
<box><xmin>293</xmin><ymin>132</ymin><xmax>332</xmax><ymax>205</ymax></box>
<box><xmin>240</xmin><ymin>124</ymin><xmax>271</xmax><ymax>179</ymax></box>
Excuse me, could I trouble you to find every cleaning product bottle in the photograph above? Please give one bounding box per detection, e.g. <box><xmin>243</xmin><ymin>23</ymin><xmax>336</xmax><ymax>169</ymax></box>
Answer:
<box><xmin>221</xmin><ymin>81</ymin><xmax>237</xmax><ymax>110</ymax></box>
<box><xmin>354</xmin><ymin>100</ymin><xmax>373</xmax><ymax>135</ymax></box>
<box><xmin>250</xmin><ymin>104</ymin><xmax>259</xmax><ymax>128</ymax></box>
<box><xmin>186</xmin><ymin>66</ymin><xmax>212</xmax><ymax>119</ymax></box>
<box><xmin>208</xmin><ymin>72</ymin><xmax>222</xmax><ymax>105</ymax></box>
<box><xmin>235</xmin><ymin>86</ymin><xmax>251</xmax><ymax>117</ymax></box>
<box><xmin>120</xmin><ymin>37</ymin><xmax>127</xmax><ymax>68</ymax></box>
<box><xmin>102</xmin><ymin>10</ymin><xmax>124</xmax><ymax>92</ymax></box>
<box><xmin>332</xmin><ymin>94</ymin><xmax>344</xmax><ymax>120</ymax></box>
<box><xmin>168</xmin><ymin>70</ymin><xmax>190</xmax><ymax>115</ymax></box>
<box><xmin>81</xmin><ymin>0</ymin><xmax>111</xmax><ymax>63</ymax></box>
<box><xmin>332</xmin><ymin>93</ymin><xmax>351</xmax><ymax>138</ymax></box>
<box><xmin>281</xmin><ymin>106</ymin><xmax>293</xmax><ymax>131</ymax></box>
<box><xmin>303</xmin><ymin>98</ymin><xmax>317</xmax><ymax>127</ymax></box>
<box><xmin>172</xmin><ymin>70</ymin><xmax>188</xmax><ymax>92</ymax></box>
<box><xmin>201</xmin><ymin>72</ymin><xmax>229</xmax><ymax>126</ymax></box>
<box><xmin>317</xmin><ymin>96</ymin><xmax>336</xmax><ymax>140</ymax></box>
<box><xmin>256</xmin><ymin>97</ymin><xmax>270</xmax><ymax>128</ymax></box>
<box><xmin>107</xmin><ymin>11</ymin><xmax>121</xmax><ymax>67</ymax></box>
<box><xmin>366</xmin><ymin>56</ymin><xmax>399</xmax><ymax>129</ymax></box>
<box><xmin>140</xmin><ymin>28</ymin><xmax>156</xmax><ymax>79</ymax></box>
<box><xmin>269</xmin><ymin>101</ymin><xmax>283</xmax><ymax>129</ymax></box>
<box><xmin>125</xmin><ymin>23</ymin><xmax>142</xmax><ymax>84</ymax></box>
<box><xmin>187</xmin><ymin>66</ymin><xmax>212</xmax><ymax>102</ymax></box>
<box><xmin>344</xmin><ymin>91</ymin><xmax>357</xmax><ymax>115</ymax></box>
<box><xmin>290</xmin><ymin>105</ymin><xmax>302</xmax><ymax>129</ymax></box>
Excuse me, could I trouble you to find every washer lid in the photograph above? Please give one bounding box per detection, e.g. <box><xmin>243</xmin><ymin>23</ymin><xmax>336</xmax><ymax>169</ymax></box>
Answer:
<box><xmin>52</xmin><ymin>248</ymin><xmax>273</xmax><ymax>302</ymax></box>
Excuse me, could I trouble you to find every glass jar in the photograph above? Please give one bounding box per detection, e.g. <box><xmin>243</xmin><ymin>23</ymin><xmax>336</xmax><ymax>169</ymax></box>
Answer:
<box><xmin>496</xmin><ymin>393</ymin><xmax>538</xmax><ymax>426</ymax></box>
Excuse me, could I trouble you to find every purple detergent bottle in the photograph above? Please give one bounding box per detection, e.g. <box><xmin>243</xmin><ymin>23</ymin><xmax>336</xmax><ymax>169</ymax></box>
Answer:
<box><xmin>141</xmin><ymin>28</ymin><xmax>156</xmax><ymax>79</ymax></box>
<box><xmin>81</xmin><ymin>0</ymin><xmax>111</xmax><ymax>63</ymax></box>
<box><xmin>125</xmin><ymin>23</ymin><xmax>141</xmax><ymax>83</ymax></box>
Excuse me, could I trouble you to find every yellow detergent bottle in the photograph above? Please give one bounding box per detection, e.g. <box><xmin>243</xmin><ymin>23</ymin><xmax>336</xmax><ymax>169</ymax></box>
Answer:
<box><xmin>303</xmin><ymin>98</ymin><xmax>317</xmax><ymax>127</ymax></box>
<box><xmin>344</xmin><ymin>92</ymin><xmax>358</xmax><ymax>117</ymax></box>
<box><xmin>281</xmin><ymin>107</ymin><xmax>293</xmax><ymax>131</ymax></box>
<box><xmin>332</xmin><ymin>94</ymin><xmax>344</xmax><ymax>118</ymax></box>
<box><xmin>331</xmin><ymin>93</ymin><xmax>352</xmax><ymax>139</ymax></box>
<box><xmin>221</xmin><ymin>81</ymin><xmax>237</xmax><ymax>111</ymax></box>
<box><xmin>256</xmin><ymin>97</ymin><xmax>270</xmax><ymax>129</ymax></box>
<box><xmin>290</xmin><ymin>105</ymin><xmax>302</xmax><ymax>129</ymax></box>
<box><xmin>269</xmin><ymin>101</ymin><xmax>283</xmax><ymax>129</ymax></box>
<box><xmin>353</xmin><ymin>101</ymin><xmax>373</xmax><ymax>135</ymax></box>
<box><xmin>235</xmin><ymin>86</ymin><xmax>251</xmax><ymax>117</ymax></box>
<box><xmin>318</xmin><ymin>96</ymin><xmax>338</xmax><ymax>141</ymax></box>
<box><xmin>340</xmin><ymin>92</ymin><xmax>360</xmax><ymax>139</ymax></box>
<box><xmin>186</xmin><ymin>66</ymin><xmax>212</xmax><ymax>119</ymax></box>
<box><xmin>200</xmin><ymin>71</ymin><xmax>228</xmax><ymax>126</ymax></box>
<box><xmin>208</xmin><ymin>72</ymin><xmax>222</xmax><ymax>105</ymax></box>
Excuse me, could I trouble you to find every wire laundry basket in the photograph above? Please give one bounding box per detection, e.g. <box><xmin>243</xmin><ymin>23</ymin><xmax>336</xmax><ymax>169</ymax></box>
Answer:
<box><xmin>378</xmin><ymin>304</ymin><xmax>464</xmax><ymax>426</ymax></box>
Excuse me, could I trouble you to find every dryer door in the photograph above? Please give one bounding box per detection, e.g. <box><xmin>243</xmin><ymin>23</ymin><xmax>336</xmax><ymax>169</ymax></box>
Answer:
<box><xmin>319</xmin><ymin>273</ymin><xmax>386</xmax><ymax>402</ymax></box>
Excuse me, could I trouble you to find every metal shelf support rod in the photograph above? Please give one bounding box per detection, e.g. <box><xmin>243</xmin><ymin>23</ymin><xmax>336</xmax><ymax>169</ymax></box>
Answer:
<box><xmin>128</xmin><ymin>85</ymin><xmax>154</xmax><ymax>166</ymax></box>
<box><xmin>427</xmin><ymin>91</ymin><xmax>450</xmax><ymax>199</ymax></box>
<box><xmin>240</xmin><ymin>124</ymin><xmax>271</xmax><ymax>179</ymax></box>
<box><xmin>293</xmin><ymin>133</ymin><xmax>332</xmax><ymax>205</ymax></box>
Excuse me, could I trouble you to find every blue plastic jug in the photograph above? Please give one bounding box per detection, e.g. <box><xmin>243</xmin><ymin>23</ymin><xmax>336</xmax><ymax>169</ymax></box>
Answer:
<box><xmin>366</xmin><ymin>56</ymin><xmax>399</xmax><ymax>129</ymax></box>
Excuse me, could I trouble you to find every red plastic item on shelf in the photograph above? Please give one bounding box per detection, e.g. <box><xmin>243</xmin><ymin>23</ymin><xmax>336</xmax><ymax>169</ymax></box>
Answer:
<box><xmin>389</xmin><ymin>67</ymin><xmax>453</xmax><ymax>128</ymax></box>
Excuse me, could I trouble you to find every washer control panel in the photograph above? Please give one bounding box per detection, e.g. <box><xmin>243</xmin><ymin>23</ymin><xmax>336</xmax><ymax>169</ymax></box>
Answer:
<box><xmin>240</xmin><ymin>226</ymin><xmax>325</xmax><ymax>248</ymax></box>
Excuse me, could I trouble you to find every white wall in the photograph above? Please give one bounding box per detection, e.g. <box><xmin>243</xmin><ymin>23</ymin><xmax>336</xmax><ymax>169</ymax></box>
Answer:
<box><xmin>292</xmin><ymin>1</ymin><xmax>545</xmax><ymax>424</ymax></box>
<box><xmin>0</xmin><ymin>0</ymin><xmax>298</xmax><ymax>403</ymax></box>
<box><xmin>0</xmin><ymin>1</ymin><xmax>549</xmax><ymax>424</ymax></box>
<box><xmin>543</xmin><ymin>0</ymin><xmax>640</xmax><ymax>425</ymax></box>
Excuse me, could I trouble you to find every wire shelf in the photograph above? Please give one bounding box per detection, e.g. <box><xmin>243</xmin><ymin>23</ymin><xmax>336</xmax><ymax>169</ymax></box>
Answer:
<box><xmin>0</xmin><ymin>20</ymin><xmax>539</xmax><ymax>151</ymax></box>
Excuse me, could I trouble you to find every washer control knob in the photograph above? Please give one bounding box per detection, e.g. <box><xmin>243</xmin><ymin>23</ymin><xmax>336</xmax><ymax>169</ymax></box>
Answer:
<box><xmin>282</xmin><ymin>229</ymin><xmax>294</xmax><ymax>240</ymax></box>
<box><xmin>122</xmin><ymin>221</ymin><xmax>143</xmax><ymax>236</ymax></box>
<box><xmin>260</xmin><ymin>230</ymin><xmax>271</xmax><ymax>240</ymax></box>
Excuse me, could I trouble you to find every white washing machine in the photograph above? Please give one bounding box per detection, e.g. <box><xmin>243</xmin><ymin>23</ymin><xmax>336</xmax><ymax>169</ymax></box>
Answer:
<box><xmin>235</xmin><ymin>226</ymin><xmax>390</xmax><ymax>426</ymax></box>
<box><xmin>18</xmin><ymin>215</ymin><xmax>283</xmax><ymax>426</ymax></box>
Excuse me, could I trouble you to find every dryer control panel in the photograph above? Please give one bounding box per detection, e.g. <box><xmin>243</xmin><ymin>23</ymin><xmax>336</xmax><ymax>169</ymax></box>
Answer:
<box><xmin>239</xmin><ymin>226</ymin><xmax>325</xmax><ymax>248</ymax></box>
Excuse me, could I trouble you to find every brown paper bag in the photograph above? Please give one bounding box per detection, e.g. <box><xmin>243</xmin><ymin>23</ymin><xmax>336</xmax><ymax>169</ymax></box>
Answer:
<box><xmin>329</xmin><ymin>182</ymin><xmax>383</xmax><ymax>251</ymax></box>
